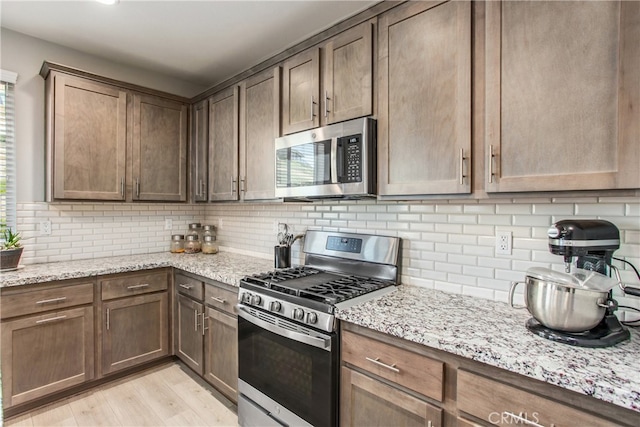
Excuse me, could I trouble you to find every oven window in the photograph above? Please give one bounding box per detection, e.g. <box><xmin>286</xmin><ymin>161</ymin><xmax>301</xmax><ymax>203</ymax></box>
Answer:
<box><xmin>238</xmin><ymin>316</ymin><xmax>337</xmax><ymax>426</ymax></box>
<box><xmin>276</xmin><ymin>140</ymin><xmax>332</xmax><ymax>188</ymax></box>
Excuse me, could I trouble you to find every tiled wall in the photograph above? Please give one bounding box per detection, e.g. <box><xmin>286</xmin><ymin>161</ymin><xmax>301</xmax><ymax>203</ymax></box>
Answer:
<box><xmin>14</xmin><ymin>196</ymin><xmax>640</xmax><ymax>316</ymax></box>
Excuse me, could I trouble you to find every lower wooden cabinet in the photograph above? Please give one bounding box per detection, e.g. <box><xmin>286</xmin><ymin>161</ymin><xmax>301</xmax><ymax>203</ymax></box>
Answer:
<box><xmin>341</xmin><ymin>366</ymin><xmax>442</xmax><ymax>427</ymax></box>
<box><xmin>204</xmin><ymin>305</ymin><xmax>238</xmax><ymax>401</ymax></box>
<box><xmin>1</xmin><ymin>305</ymin><xmax>94</xmax><ymax>408</ymax></box>
<box><xmin>176</xmin><ymin>293</ymin><xmax>205</xmax><ymax>374</ymax></box>
<box><xmin>101</xmin><ymin>292</ymin><xmax>169</xmax><ymax>375</ymax></box>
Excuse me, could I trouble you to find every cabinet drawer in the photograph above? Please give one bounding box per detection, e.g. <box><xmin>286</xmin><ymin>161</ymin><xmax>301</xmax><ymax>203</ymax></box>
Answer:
<box><xmin>457</xmin><ymin>370</ymin><xmax>618</xmax><ymax>427</ymax></box>
<box><xmin>204</xmin><ymin>283</ymin><xmax>237</xmax><ymax>315</ymax></box>
<box><xmin>1</xmin><ymin>282</ymin><xmax>94</xmax><ymax>319</ymax></box>
<box><xmin>342</xmin><ymin>330</ymin><xmax>444</xmax><ymax>402</ymax></box>
<box><xmin>175</xmin><ymin>273</ymin><xmax>204</xmax><ymax>301</ymax></box>
<box><xmin>100</xmin><ymin>271</ymin><xmax>167</xmax><ymax>300</ymax></box>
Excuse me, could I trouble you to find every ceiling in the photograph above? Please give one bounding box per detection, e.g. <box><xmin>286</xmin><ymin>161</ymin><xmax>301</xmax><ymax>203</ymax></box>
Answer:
<box><xmin>0</xmin><ymin>0</ymin><xmax>379</xmax><ymax>89</ymax></box>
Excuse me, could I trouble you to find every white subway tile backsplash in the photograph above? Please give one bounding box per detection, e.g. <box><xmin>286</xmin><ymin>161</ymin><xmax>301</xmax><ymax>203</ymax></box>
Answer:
<box><xmin>576</xmin><ymin>203</ymin><xmax>626</xmax><ymax>216</ymax></box>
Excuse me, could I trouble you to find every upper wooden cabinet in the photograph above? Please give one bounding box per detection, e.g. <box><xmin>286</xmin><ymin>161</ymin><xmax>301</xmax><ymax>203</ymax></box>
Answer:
<box><xmin>485</xmin><ymin>1</ymin><xmax>640</xmax><ymax>192</ymax></box>
<box><xmin>41</xmin><ymin>62</ymin><xmax>190</xmax><ymax>202</ymax></box>
<box><xmin>50</xmin><ymin>74</ymin><xmax>127</xmax><ymax>201</ymax></box>
<box><xmin>191</xmin><ymin>99</ymin><xmax>209</xmax><ymax>202</ymax></box>
<box><xmin>131</xmin><ymin>94</ymin><xmax>188</xmax><ymax>201</ymax></box>
<box><xmin>239</xmin><ymin>67</ymin><xmax>281</xmax><ymax>200</ymax></box>
<box><xmin>282</xmin><ymin>20</ymin><xmax>374</xmax><ymax>135</ymax></box>
<box><xmin>378</xmin><ymin>1</ymin><xmax>471</xmax><ymax>197</ymax></box>
<box><xmin>208</xmin><ymin>86</ymin><xmax>240</xmax><ymax>201</ymax></box>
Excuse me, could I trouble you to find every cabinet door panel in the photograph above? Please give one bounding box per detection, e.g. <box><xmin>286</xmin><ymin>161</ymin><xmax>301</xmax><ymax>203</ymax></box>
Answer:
<box><xmin>240</xmin><ymin>68</ymin><xmax>281</xmax><ymax>200</ymax></box>
<box><xmin>204</xmin><ymin>306</ymin><xmax>238</xmax><ymax>402</ymax></box>
<box><xmin>209</xmin><ymin>87</ymin><xmax>239</xmax><ymax>201</ymax></box>
<box><xmin>485</xmin><ymin>1</ymin><xmax>640</xmax><ymax>191</ymax></box>
<box><xmin>282</xmin><ymin>48</ymin><xmax>320</xmax><ymax>134</ymax></box>
<box><xmin>176</xmin><ymin>294</ymin><xmax>204</xmax><ymax>375</ymax></box>
<box><xmin>191</xmin><ymin>99</ymin><xmax>209</xmax><ymax>202</ymax></box>
<box><xmin>53</xmin><ymin>75</ymin><xmax>126</xmax><ymax>200</ymax></box>
<box><xmin>341</xmin><ymin>367</ymin><xmax>442</xmax><ymax>427</ymax></box>
<box><xmin>132</xmin><ymin>94</ymin><xmax>188</xmax><ymax>201</ymax></box>
<box><xmin>1</xmin><ymin>306</ymin><xmax>94</xmax><ymax>408</ymax></box>
<box><xmin>324</xmin><ymin>21</ymin><xmax>373</xmax><ymax>124</ymax></box>
<box><xmin>102</xmin><ymin>292</ymin><xmax>168</xmax><ymax>375</ymax></box>
<box><xmin>379</xmin><ymin>0</ymin><xmax>471</xmax><ymax>196</ymax></box>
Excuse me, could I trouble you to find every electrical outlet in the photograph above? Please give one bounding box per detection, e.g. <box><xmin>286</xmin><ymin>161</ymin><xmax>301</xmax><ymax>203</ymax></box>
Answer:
<box><xmin>496</xmin><ymin>231</ymin><xmax>512</xmax><ymax>255</ymax></box>
<box><xmin>40</xmin><ymin>221</ymin><xmax>52</xmax><ymax>236</ymax></box>
<box><xmin>164</xmin><ymin>219</ymin><xmax>173</xmax><ymax>230</ymax></box>
<box><xmin>218</xmin><ymin>218</ymin><xmax>223</xmax><ymax>230</ymax></box>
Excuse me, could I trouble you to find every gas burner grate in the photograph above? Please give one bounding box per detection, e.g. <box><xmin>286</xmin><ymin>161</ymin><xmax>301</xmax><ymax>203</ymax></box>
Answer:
<box><xmin>300</xmin><ymin>276</ymin><xmax>391</xmax><ymax>304</ymax></box>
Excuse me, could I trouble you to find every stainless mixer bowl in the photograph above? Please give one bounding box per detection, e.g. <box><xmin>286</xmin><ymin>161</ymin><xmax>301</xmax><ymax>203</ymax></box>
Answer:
<box><xmin>510</xmin><ymin>273</ymin><xmax>609</xmax><ymax>332</ymax></box>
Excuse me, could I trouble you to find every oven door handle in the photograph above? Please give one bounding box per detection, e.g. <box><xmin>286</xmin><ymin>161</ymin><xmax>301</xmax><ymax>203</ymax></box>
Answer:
<box><xmin>237</xmin><ymin>307</ymin><xmax>332</xmax><ymax>352</ymax></box>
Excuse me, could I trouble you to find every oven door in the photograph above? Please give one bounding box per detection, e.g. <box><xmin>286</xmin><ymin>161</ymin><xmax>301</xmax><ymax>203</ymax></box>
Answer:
<box><xmin>237</xmin><ymin>305</ymin><xmax>338</xmax><ymax>427</ymax></box>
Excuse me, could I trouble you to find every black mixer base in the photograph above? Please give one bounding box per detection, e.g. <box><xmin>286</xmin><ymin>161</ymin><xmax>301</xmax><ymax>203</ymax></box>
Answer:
<box><xmin>525</xmin><ymin>317</ymin><xmax>630</xmax><ymax>348</ymax></box>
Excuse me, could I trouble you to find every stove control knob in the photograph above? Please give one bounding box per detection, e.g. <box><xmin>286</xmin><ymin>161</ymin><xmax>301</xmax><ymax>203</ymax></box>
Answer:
<box><xmin>241</xmin><ymin>292</ymin><xmax>251</xmax><ymax>304</ymax></box>
<box><xmin>293</xmin><ymin>308</ymin><xmax>305</xmax><ymax>321</ymax></box>
<box><xmin>269</xmin><ymin>301</ymin><xmax>282</xmax><ymax>312</ymax></box>
<box><xmin>251</xmin><ymin>295</ymin><xmax>262</xmax><ymax>306</ymax></box>
<box><xmin>306</xmin><ymin>312</ymin><xmax>318</xmax><ymax>324</ymax></box>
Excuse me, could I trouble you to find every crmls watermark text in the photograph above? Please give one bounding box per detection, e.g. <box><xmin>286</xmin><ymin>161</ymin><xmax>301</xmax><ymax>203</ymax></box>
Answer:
<box><xmin>488</xmin><ymin>411</ymin><xmax>542</xmax><ymax>425</ymax></box>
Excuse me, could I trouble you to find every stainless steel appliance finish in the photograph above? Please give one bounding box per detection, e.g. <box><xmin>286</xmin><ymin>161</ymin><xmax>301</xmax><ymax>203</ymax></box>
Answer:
<box><xmin>237</xmin><ymin>231</ymin><xmax>400</xmax><ymax>427</ymax></box>
<box><xmin>274</xmin><ymin>117</ymin><xmax>376</xmax><ymax>199</ymax></box>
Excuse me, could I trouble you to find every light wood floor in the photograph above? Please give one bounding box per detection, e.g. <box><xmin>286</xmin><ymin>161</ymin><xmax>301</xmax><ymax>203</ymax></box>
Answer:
<box><xmin>4</xmin><ymin>362</ymin><xmax>238</xmax><ymax>427</ymax></box>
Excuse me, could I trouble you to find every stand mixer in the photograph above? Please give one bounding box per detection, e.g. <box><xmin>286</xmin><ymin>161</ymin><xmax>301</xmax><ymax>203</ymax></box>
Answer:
<box><xmin>525</xmin><ymin>219</ymin><xmax>637</xmax><ymax>347</ymax></box>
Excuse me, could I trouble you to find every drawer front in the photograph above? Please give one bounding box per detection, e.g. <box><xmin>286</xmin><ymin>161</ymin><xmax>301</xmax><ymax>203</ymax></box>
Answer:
<box><xmin>175</xmin><ymin>273</ymin><xmax>204</xmax><ymax>301</ymax></box>
<box><xmin>457</xmin><ymin>370</ymin><xmax>618</xmax><ymax>427</ymax></box>
<box><xmin>1</xmin><ymin>282</ymin><xmax>94</xmax><ymax>319</ymax></box>
<box><xmin>342</xmin><ymin>330</ymin><xmax>444</xmax><ymax>402</ymax></box>
<box><xmin>204</xmin><ymin>283</ymin><xmax>237</xmax><ymax>315</ymax></box>
<box><xmin>101</xmin><ymin>271</ymin><xmax>168</xmax><ymax>300</ymax></box>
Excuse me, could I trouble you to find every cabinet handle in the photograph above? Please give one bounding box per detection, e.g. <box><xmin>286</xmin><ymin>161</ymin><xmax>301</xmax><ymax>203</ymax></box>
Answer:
<box><xmin>365</xmin><ymin>357</ymin><xmax>400</xmax><ymax>373</ymax></box>
<box><xmin>127</xmin><ymin>283</ymin><xmax>149</xmax><ymax>290</ymax></box>
<box><xmin>36</xmin><ymin>315</ymin><xmax>67</xmax><ymax>324</ymax></box>
<box><xmin>210</xmin><ymin>296</ymin><xmax>226</xmax><ymax>304</ymax></box>
<box><xmin>488</xmin><ymin>144</ymin><xmax>495</xmax><ymax>184</ymax></box>
<box><xmin>231</xmin><ymin>176</ymin><xmax>237</xmax><ymax>194</ymax></box>
<box><xmin>324</xmin><ymin>91</ymin><xmax>330</xmax><ymax>118</ymax></box>
<box><xmin>240</xmin><ymin>177</ymin><xmax>245</xmax><ymax>193</ymax></box>
<box><xmin>503</xmin><ymin>412</ymin><xmax>545</xmax><ymax>427</ymax></box>
<box><xmin>459</xmin><ymin>148</ymin><xmax>466</xmax><ymax>185</ymax></box>
<box><xmin>201</xmin><ymin>312</ymin><xmax>208</xmax><ymax>336</ymax></box>
<box><xmin>35</xmin><ymin>296</ymin><xmax>67</xmax><ymax>305</ymax></box>
<box><xmin>194</xmin><ymin>309</ymin><xmax>199</xmax><ymax>332</ymax></box>
<box><xmin>199</xmin><ymin>179</ymin><xmax>205</xmax><ymax>197</ymax></box>
<box><xmin>120</xmin><ymin>177</ymin><xmax>125</xmax><ymax>197</ymax></box>
<box><xmin>179</xmin><ymin>284</ymin><xmax>193</xmax><ymax>290</ymax></box>
<box><xmin>106</xmin><ymin>308</ymin><xmax>110</xmax><ymax>330</ymax></box>
<box><xmin>310</xmin><ymin>96</ymin><xmax>316</xmax><ymax>121</ymax></box>
<box><xmin>135</xmin><ymin>178</ymin><xmax>140</xmax><ymax>197</ymax></box>
<box><xmin>427</xmin><ymin>422</ymin><xmax>432</xmax><ymax>427</ymax></box>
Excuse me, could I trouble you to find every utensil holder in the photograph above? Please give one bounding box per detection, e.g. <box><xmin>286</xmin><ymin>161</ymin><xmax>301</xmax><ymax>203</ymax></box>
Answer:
<box><xmin>274</xmin><ymin>245</ymin><xmax>291</xmax><ymax>269</ymax></box>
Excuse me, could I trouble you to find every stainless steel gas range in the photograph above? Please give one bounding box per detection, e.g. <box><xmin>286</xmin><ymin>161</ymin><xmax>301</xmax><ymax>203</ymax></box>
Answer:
<box><xmin>237</xmin><ymin>230</ymin><xmax>400</xmax><ymax>427</ymax></box>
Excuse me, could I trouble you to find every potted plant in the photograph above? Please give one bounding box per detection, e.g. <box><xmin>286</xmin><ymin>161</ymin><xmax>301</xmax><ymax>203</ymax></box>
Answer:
<box><xmin>1</xmin><ymin>227</ymin><xmax>23</xmax><ymax>271</ymax></box>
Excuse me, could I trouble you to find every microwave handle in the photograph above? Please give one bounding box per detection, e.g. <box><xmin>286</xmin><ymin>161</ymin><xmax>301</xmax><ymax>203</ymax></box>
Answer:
<box><xmin>331</xmin><ymin>137</ymin><xmax>339</xmax><ymax>184</ymax></box>
<box><xmin>335</xmin><ymin>137</ymin><xmax>345</xmax><ymax>183</ymax></box>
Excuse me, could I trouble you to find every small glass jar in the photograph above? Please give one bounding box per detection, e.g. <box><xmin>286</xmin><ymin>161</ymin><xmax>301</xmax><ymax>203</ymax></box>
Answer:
<box><xmin>202</xmin><ymin>225</ymin><xmax>216</xmax><ymax>240</ymax></box>
<box><xmin>187</xmin><ymin>223</ymin><xmax>203</xmax><ymax>241</ymax></box>
<box><xmin>184</xmin><ymin>234</ymin><xmax>201</xmax><ymax>254</ymax></box>
<box><xmin>169</xmin><ymin>234</ymin><xmax>185</xmax><ymax>253</ymax></box>
<box><xmin>202</xmin><ymin>235</ymin><xmax>218</xmax><ymax>254</ymax></box>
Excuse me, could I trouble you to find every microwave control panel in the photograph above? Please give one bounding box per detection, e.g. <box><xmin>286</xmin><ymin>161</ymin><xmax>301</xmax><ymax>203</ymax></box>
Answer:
<box><xmin>339</xmin><ymin>134</ymin><xmax>362</xmax><ymax>183</ymax></box>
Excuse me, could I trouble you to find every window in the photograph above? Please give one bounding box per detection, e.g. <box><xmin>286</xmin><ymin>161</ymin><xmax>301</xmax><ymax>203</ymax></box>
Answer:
<box><xmin>1</xmin><ymin>70</ymin><xmax>18</xmax><ymax>231</ymax></box>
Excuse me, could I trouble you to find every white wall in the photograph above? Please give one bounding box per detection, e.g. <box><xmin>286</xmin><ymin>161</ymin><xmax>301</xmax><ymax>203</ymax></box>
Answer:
<box><xmin>0</xmin><ymin>28</ymin><xmax>207</xmax><ymax>203</ymax></box>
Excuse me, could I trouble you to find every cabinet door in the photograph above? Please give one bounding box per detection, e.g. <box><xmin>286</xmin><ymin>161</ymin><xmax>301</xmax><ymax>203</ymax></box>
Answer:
<box><xmin>102</xmin><ymin>292</ymin><xmax>168</xmax><ymax>375</ymax></box>
<box><xmin>52</xmin><ymin>75</ymin><xmax>126</xmax><ymax>201</ymax></box>
<box><xmin>378</xmin><ymin>1</ymin><xmax>471</xmax><ymax>196</ymax></box>
<box><xmin>204</xmin><ymin>306</ymin><xmax>238</xmax><ymax>402</ymax></box>
<box><xmin>132</xmin><ymin>94</ymin><xmax>188</xmax><ymax>201</ymax></box>
<box><xmin>341</xmin><ymin>367</ymin><xmax>442</xmax><ymax>427</ymax></box>
<box><xmin>324</xmin><ymin>21</ymin><xmax>373</xmax><ymax>125</ymax></box>
<box><xmin>191</xmin><ymin>99</ymin><xmax>209</xmax><ymax>202</ymax></box>
<box><xmin>240</xmin><ymin>67</ymin><xmax>281</xmax><ymax>201</ymax></box>
<box><xmin>1</xmin><ymin>306</ymin><xmax>94</xmax><ymax>408</ymax></box>
<box><xmin>175</xmin><ymin>294</ymin><xmax>204</xmax><ymax>375</ymax></box>
<box><xmin>485</xmin><ymin>1</ymin><xmax>640</xmax><ymax>192</ymax></box>
<box><xmin>209</xmin><ymin>86</ymin><xmax>240</xmax><ymax>201</ymax></box>
<box><xmin>282</xmin><ymin>48</ymin><xmax>320</xmax><ymax>134</ymax></box>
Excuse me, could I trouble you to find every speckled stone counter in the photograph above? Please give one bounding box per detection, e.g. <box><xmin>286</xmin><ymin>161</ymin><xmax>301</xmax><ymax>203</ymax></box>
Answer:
<box><xmin>336</xmin><ymin>285</ymin><xmax>640</xmax><ymax>413</ymax></box>
<box><xmin>0</xmin><ymin>251</ymin><xmax>274</xmax><ymax>289</ymax></box>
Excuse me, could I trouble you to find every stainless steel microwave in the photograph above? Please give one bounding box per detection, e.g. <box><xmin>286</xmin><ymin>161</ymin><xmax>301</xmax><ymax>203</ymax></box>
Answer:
<box><xmin>275</xmin><ymin>117</ymin><xmax>376</xmax><ymax>199</ymax></box>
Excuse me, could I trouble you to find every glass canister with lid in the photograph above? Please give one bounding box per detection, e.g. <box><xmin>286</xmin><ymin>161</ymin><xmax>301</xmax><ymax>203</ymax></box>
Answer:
<box><xmin>202</xmin><ymin>235</ymin><xmax>218</xmax><ymax>254</ymax></box>
<box><xmin>184</xmin><ymin>234</ymin><xmax>201</xmax><ymax>254</ymax></box>
<box><xmin>187</xmin><ymin>223</ymin><xmax>203</xmax><ymax>241</ymax></box>
<box><xmin>202</xmin><ymin>224</ymin><xmax>216</xmax><ymax>240</ymax></box>
<box><xmin>170</xmin><ymin>234</ymin><xmax>185</xmax><ymax>253</ymax></box>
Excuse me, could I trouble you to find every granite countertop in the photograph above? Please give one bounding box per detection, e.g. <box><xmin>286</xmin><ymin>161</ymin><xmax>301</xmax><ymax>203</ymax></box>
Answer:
<box><xmin>336</xmin><ymin>285</ymin><xmax>640</xmax><ymax>413</ymax></box>
<box><xmin>0</xmin><ymin>251</ymin><xmax>274</xmax><ymax>289</ymax></box>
